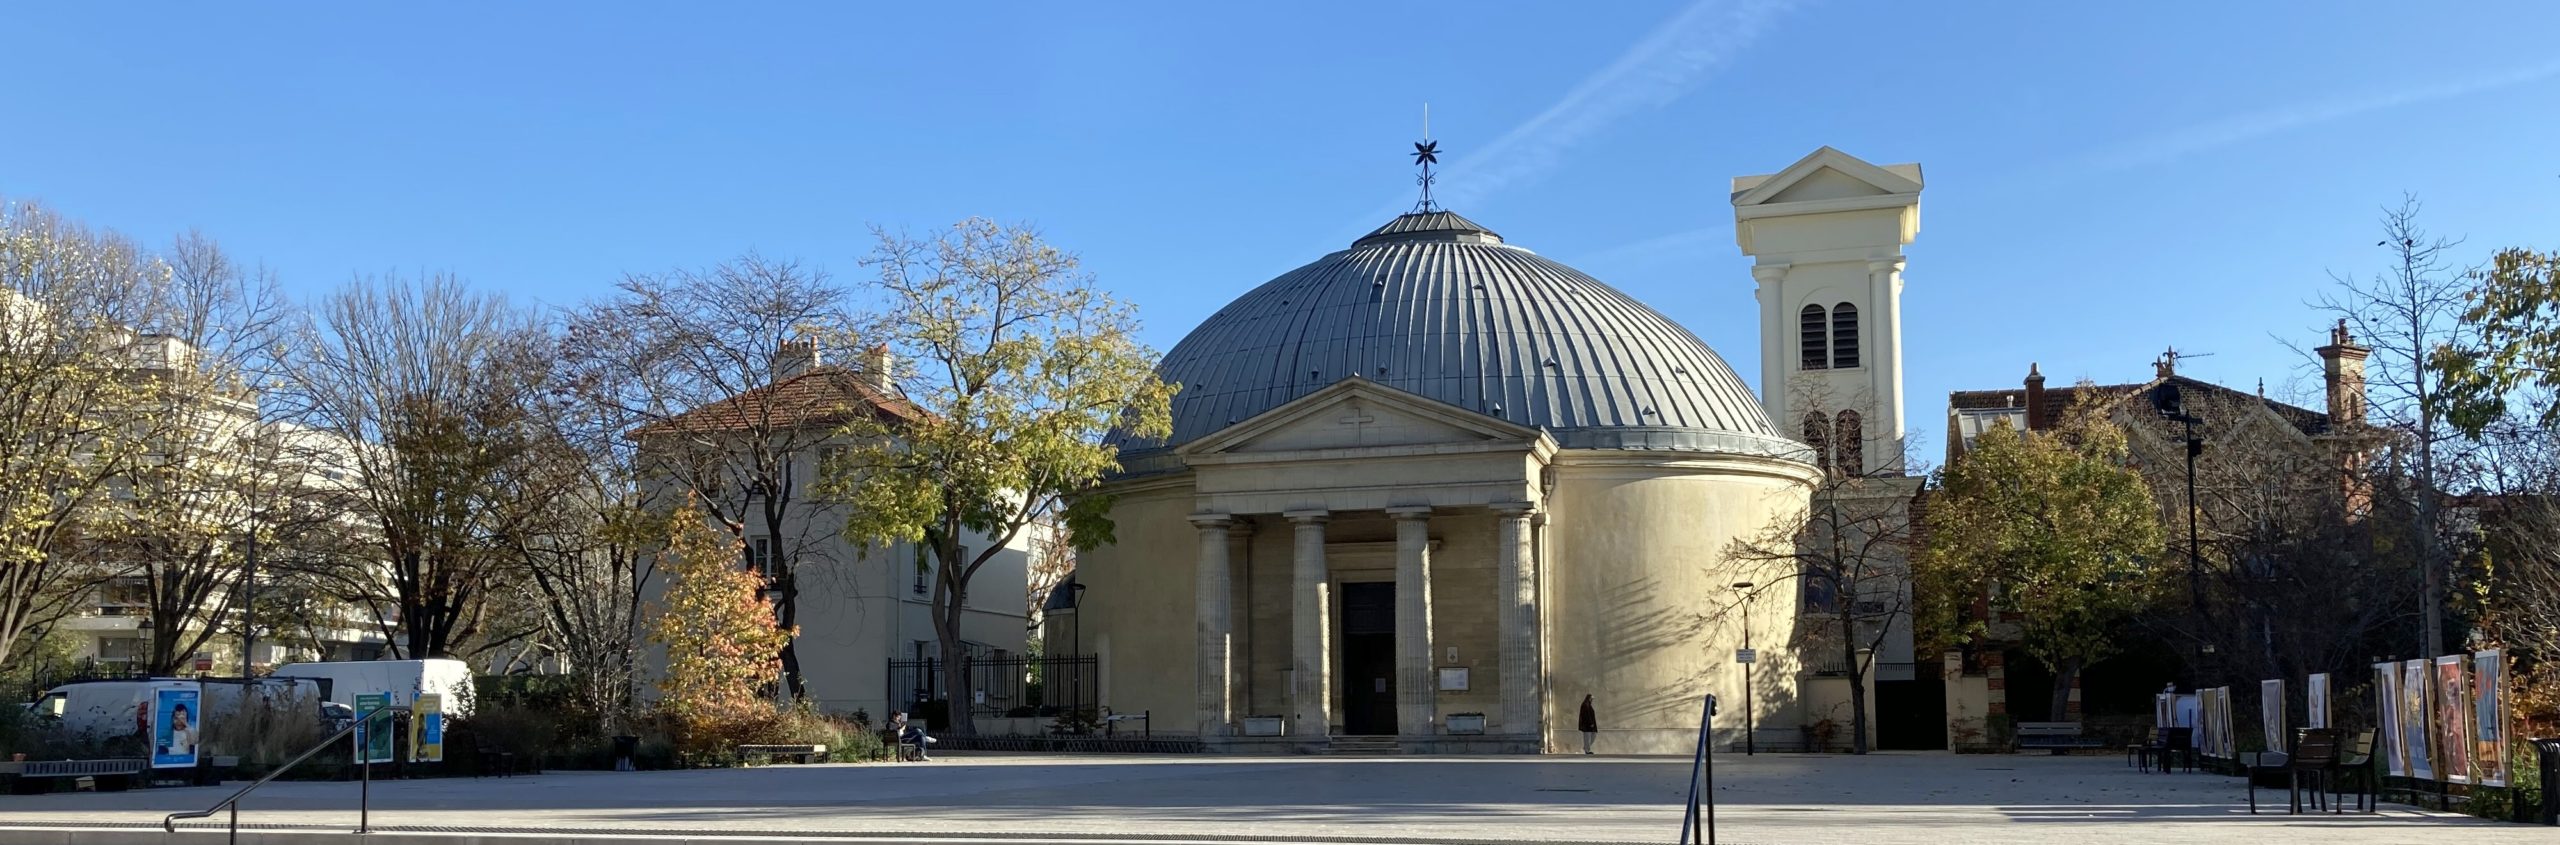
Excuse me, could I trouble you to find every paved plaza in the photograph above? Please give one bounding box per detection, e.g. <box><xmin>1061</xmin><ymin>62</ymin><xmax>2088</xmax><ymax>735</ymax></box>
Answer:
<box><xmin>0</xmin><ymin>752</ymin><xmax>2544</xmax><ymax>844</ymax></box>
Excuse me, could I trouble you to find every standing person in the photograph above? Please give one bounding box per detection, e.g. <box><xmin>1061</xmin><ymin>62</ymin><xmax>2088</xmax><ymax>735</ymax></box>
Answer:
<box><xmin>1578</xmin><ymin>695</ymin><xmax>1599</xmax><ymax>755</ymax></box>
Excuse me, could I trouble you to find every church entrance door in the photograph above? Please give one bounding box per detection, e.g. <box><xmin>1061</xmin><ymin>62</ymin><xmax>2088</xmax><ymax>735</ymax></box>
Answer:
<box><xmin>1339</xmin><ymin>581</ymin><xmax>1397</xmax><ymax>735</ymax></box>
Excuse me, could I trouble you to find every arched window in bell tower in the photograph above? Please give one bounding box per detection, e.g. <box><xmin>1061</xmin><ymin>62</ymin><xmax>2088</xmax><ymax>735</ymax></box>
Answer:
<box><xmin>1802</xmin><ymin>412</ymin><xmax>1831</xmax><ymax>474</ymax></box>
<box><xmin>1800</xmin><ymin>305</ymin><xmax>1829</xmax><ymax>370</ymax></box>
<box><xmin>1835</xmin><ymin>410</ymin><xmax>1864</xmax><ymax>476</ymax></box>
<box><xmin>1831</xmin><ymin>303</ymin><xmax>1860</xmax><ymax>369</ymax></box>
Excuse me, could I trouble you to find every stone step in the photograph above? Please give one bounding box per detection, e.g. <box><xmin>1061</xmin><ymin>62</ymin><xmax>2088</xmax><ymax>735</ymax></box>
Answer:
<box><xmin>1327</xmin><ymin>736</ymin><xmax>1401</xmax><ymax>755</ymax></box>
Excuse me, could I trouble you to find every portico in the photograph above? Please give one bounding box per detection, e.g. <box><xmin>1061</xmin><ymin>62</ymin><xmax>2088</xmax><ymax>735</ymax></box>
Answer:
<box><xmin>1177</xmin><ymin>378</ymin><xmax>1554</xmax><ymax>750</ymax></box>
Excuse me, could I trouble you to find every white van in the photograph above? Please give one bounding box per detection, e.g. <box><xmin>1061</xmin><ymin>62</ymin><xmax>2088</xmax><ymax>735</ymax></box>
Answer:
<box><xmin>269</xmin><ymin>659</ymin><xmax>475</xmax><ymax>717</ymax></box>
<box><xmin>26</xmin><ymin>677</ymin><xmax>325</xmax><ymax>745</ymax></box>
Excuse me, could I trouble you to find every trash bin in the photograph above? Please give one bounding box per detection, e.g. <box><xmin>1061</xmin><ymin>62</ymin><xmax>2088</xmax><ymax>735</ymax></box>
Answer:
<box><xmin>2534</xmin><ymin>738</ymin><xmax>2560</xmax><ymax>826</ymax></box>
<box><xmin>612</xmin><ymin>735</ymin><xmax>640</xmax><ymax>772</ymax></box>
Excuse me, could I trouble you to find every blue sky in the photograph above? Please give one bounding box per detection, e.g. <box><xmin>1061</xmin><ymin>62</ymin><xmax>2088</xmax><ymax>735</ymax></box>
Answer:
<box><xmin>7</xmin><ymin>1</ymin><xmax>2558</xmax><ymax>462</ymax></box>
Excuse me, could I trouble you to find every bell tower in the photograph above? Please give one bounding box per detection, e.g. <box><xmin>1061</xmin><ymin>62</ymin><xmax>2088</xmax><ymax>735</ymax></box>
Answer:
<box><xmin>1732</xmin><ymin>147</ymin><xmax>1922</xmax><ymax>475</ymax></box>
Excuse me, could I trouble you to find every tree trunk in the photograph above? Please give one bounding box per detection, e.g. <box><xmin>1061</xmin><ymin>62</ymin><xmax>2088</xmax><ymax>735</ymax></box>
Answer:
<box><xmin>2049</xmin><ymin>657</ymin><xmax>2082</xmax><ymax>725</ymax></box>
<box><xmin>931</xmin><ymin>530</ymin><xmax>977</xmax><ymax>737</ymax></box>
<box><xmin>1843</xmin><ymin>607</ymin><xmax>1869</xmax><ymax>754</ymax></box>
<box><xmin>775</xmin><ymin>576</ymin><xmax>806</xmax><ymax>701</ymax></box>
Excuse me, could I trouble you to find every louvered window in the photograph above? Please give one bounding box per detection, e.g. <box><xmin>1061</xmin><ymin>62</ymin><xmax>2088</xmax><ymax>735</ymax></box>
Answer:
<box><xmin>1802</xmin><ymin>412</ymin><xmax>1831</xmax><ymax>474</ymax></box>
<box><xmin>1831</xmin><ymin>303</ymin><xmax>1860</xmax><ymax>369</ymax></box>
<box><xmin>1800</xmin><ymin>305</ymin><xmax>1829</xmax><ymax>370</ymax></box>
<box><xmin>1835</xmin><ymin>411</ymin><xmax>1864</xmax><ymax>476</ymax></box>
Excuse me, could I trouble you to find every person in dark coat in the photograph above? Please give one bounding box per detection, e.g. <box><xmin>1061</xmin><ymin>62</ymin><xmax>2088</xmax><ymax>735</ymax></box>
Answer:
<box><xmin>1578</xmin><ymin>695</ymin><xmax>1598</xmax><ymax>754</ymax></box>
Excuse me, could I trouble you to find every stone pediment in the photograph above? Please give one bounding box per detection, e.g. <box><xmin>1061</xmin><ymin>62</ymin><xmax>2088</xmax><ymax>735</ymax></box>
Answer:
<box><xmin>1176</xmin><ymin>376</ymin><xmax>1543</xmax><ymax>458</ymax></box>
<box><xmin>1730</xmin><ymin>147</ymin><xmax>1924</xmax><ymax>209</ymax></box>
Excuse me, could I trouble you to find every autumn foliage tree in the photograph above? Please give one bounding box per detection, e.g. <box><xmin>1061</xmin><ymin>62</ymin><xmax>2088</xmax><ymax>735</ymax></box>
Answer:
<box><xmin>1918</xmin><ymin>400</ymin><xmax>2165</xmax><ymax>720</ymax></box>
<box><xmin>650</xmin><ymin>497</ymin><xmax>793</xmax><ymax>759</ymax></box>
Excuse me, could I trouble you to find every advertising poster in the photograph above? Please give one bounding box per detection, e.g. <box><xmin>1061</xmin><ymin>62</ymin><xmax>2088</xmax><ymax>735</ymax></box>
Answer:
<box><xmin>2374</xmin><ymin>663</ymin><xmax>2406</xmax><ymax>777</ymax></box>
<box><xmin>2259</xmin><ymin>679</ymin><xmax>2286</xmax><ymax>753</ymax></box>
<box><xmin>2217</xmin><ymin>687</ymin><xmax>2237</xmax><ymax>758</ymax></box>
<box><xmin>151</xmin><ymin>687</ymin><xmax>201</xmax><ymax>769</ymax></box>
<box><xmin>2401</xmin><ymin>659</ymin><xmax>2435</xmax><ymax>781</ymax></box>
<box><xmin>354</xmin><ymin>692</ymin><xmax>396</xmax><ymax>765</ymax></box>
<box><xmin>410</xmin><ymin>693</ymin><xmax>444</xmax><ymax>763</ymax></box>
<box><xmin>2474</xmin><ymin>650</ymin><xmax>2507</xmax><ymax>787</ymax></box>
<box><xmin>2194</xmin><ymin>688</ymin><xmax>2217</xmax><ymax>758</ymax></box>
<box><xmin>2306</xmin><ymin>673</ymin><xmax>2330</xmax><ymax>730</ymax></box>
<box><xmin>2154</xmin><ymin>692</ymin><xmax>2174</xmax><ymax>729</ymax></box>
<box><xmin>2434</xmin><ymin>656</ymin><xmax>2473</xmax><ymax>784</ymax></box>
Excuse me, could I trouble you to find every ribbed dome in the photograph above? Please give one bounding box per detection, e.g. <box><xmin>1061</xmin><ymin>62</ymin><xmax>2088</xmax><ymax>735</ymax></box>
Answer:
<box><xmin>1115</xmin><ymin>210</ymin><xmax>1796</xmax><ymax>466</ymax></box>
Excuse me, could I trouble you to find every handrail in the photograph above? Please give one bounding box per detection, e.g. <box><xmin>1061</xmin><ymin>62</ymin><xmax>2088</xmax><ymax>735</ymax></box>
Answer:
<box><xmin>1677</xmin><ymin>693</ymin><xmax>1718</xmax><ymax>845</ymax></box>
<box><xmin>164</xmin><ymin>703</ymin><xmax>397</xmax><ymax>840</ymax></box>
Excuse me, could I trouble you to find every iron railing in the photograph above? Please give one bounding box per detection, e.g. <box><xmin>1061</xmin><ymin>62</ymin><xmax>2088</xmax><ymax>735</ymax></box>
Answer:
<box><xmin>163</xmin><ymin>703</ymin><xmax>396</xmax><ymax>843</ymax></box>
<box><xmin>888</xmin><ymin>655</ymin><xmax>1097</xmax><ymax>725</ymax></box>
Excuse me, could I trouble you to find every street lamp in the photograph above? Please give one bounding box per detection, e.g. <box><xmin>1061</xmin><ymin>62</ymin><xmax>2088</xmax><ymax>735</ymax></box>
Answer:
<box><xmin>2150</xmin><ymin>382</ymin><xmax>2207</xmax><ymax>673</ymax></box>
<box><xmin>1068</xmin><ymin>582</ymin><xmax>1089</xmax><ymax>658</ymax></box>
<box><xmin>1732</xmin><ymin>580</ymin><xmax>1756</xmax><ymax>756</ymax></box>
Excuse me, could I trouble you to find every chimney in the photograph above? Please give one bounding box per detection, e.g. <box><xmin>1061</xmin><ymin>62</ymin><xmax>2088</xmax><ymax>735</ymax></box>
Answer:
<box><xmin>771</xmin><ymin>336</ymin><xmax>821</xmax><ymax>381</ymax></box>
<box><xmin>863</xmin><ymin>344</ymin><xmax>894</xmax><ymax>393</ymax></box>
<box><xmin>2316</xmin><ymin>319</ymin><xmax>2370</xmax><ymax>426</ymax></box>
<box><xmin>2023</xmin><ymin>363</ymin><xmax>2047</xmax><ymax>431</ymax></box>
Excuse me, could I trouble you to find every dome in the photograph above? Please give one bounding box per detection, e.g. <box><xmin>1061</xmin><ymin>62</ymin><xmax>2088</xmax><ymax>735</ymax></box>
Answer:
<box><xmin>1115</xmin><ymin>209</ymin><xmax>1798</xmax><ymax>468</ymax></box>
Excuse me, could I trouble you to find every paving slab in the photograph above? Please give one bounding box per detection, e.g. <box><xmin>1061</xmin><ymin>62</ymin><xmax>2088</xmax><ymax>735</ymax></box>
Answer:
<box><xmin>0</xmin><ymin>752</ymin><xmax>2543</xmax><ymax>844</ymax></box>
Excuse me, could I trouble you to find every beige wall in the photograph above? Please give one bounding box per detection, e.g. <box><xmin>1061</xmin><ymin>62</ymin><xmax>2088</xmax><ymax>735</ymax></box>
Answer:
<box><xmin>1081</xmin><ymin>447</ymin><xmax>1817</xmax><ymax>751</ymax></box>
<box><xmin>1543</xmin><ymin>452</ymin><xmax>1815</xmax><ymax>754</ymax></box>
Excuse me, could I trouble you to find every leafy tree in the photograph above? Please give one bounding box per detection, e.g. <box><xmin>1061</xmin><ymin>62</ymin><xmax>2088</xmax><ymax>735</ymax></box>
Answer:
<box><xmin>649</xmin><ymin>496</ymin><xmax>791</xmax><ymax>760</ymax></box>
<box><xmin>1918</xmin><ymin>402</ymin><xmax>2164</xmax><ymax>720</ymax></box>
<box><xmin>2439</xmin><ymin>242</ymin><xmax>2560</xmax><ymax>432</ymax></box>
<box><xmin>0</xmin><ymin>201</ymin><xmax>163</xmax><ymax>672</ymax></box>
<box><xmin>828</xmin><ymin>219</ymin><xmax>1175</xmax><ymax>736</ymax></box>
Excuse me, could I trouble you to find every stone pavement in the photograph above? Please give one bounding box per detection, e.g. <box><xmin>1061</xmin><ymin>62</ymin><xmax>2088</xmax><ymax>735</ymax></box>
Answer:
<box><xmin>0</xmin><ymin>751</ymin><xmax>2545</xmax><ymax>844</ymax></box>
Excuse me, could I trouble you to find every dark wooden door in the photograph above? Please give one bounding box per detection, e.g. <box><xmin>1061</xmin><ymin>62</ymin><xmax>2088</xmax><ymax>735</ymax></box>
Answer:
<box><xmin>1339</xmin><ymin>581</ymin><xmax>1396</xmax><ymax>736</ymax></box>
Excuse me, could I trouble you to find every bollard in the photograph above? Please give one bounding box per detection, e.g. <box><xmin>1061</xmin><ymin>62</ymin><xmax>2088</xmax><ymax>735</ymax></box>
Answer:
<box><xmin>2534</xmin><ymin>738</ymin><xmax>2560</xmax><ymax>826</ymax></box>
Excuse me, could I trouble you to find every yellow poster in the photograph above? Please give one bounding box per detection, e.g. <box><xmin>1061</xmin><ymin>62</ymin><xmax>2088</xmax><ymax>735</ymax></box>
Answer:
<box><xmin>410</xmin><ymin>693</ymin><xmax>445</xmax><ymax>763</ymax></box>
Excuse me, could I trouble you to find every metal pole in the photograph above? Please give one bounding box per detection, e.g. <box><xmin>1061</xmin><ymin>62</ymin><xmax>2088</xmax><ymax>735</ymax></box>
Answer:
<box><xmin>359</xmin><ymin>713</ymin><xmax>371</xmax><ymax>834</ymax></box>
<box><xmin>241</xmin><ymin>529</ymin><xmax>256</xmax><ymax>677</ymax></box>
<box><xmin>1742</xmin><ymin>604</ymin><xmax>1754</xmax><ymax>756</ymax></box>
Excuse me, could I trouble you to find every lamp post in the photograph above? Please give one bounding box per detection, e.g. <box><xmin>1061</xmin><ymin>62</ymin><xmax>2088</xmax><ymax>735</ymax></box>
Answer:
<box><xmin>2151</xmin><ymin>383</ymin><xmax>2207</xmax><ymax>654</ymax></box>
<box><xmin>239</xmin><ymin>527</ymin><xmax>257</xmax><ymax>678</ymax></box>
<box><xmin>1732</xmin><ymin>580</ymin><xmax>1756</xmax><ymax>756</ymax></box>
<box><xmin>1069</xmin><ymin>582</ymin><xmax>1088</xmax><ymax>657</ymax></box>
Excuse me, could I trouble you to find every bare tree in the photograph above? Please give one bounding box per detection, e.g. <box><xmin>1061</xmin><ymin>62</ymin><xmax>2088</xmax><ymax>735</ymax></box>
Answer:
<box><xmin>1725</xmin><ymin>379</ymin><xmax>1922</xmax><ymax>753</ymax></box>
<box><xmin>283</xmin><ymin>273</ymin><xmax>550</xmax><ymax>658</ymax></box>
<box><xmin>103</xmin><ymin>232</ymin><xmax>305</xmax><ymax>674</ymax></box>
<box><xmin>1024</xmin><ymin>519</ymin><xmax>1072</xmax><ymax>638</ymax></box>
<box><xmin>562</xmin><ymin>255</ymin><xmax>858</xmax><ymax>700</ymax></box>
<box><xmin>2310</xmin><ymin>195</ymin><xmax>2474</xmax><ymax>657</ymax></box>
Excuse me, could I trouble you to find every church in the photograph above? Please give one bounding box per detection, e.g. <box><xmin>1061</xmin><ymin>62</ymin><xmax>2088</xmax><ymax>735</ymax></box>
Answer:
<box><xmin>1069</xmin><ymin>147</ymin><xmax>1924</xmax><ymax>753</ymax></box>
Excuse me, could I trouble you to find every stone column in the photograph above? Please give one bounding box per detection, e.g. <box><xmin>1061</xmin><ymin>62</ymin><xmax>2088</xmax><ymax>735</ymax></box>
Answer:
<box><xmin>1867</xmin><ymin>257</ymin><xmax>1908</xmax><ymax>464</ymax></box>
<box><xmin>1752</xmin><ymin>263</ymin><xmax>1790</xmax><ymax>427</ymax></box>
<box><xmin>1285</xmin><ymin>509</ymin><xmax>1331</xmax><ymax>738</ymax></box>
<box><xmin>1189</xmin><ymin>513</ymin><xmax>1235</xmax><ymax>737</ymax></box>
<box><xmin>1492</xmin><ymin>502</ymin><xmax>1539</xmax><ymax>738</ymax></box>
<box><xmin>1386</xmin><ymin>506</ymin><xmax>1435</xmax><ymax>737</ymax></box>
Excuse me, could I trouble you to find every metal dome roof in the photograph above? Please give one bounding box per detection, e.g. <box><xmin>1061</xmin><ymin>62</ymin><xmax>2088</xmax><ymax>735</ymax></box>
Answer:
<box><xmin>1114</xmin><ymin>210</ymin><xmax>1798</xmax><ymax>469</ymax></box>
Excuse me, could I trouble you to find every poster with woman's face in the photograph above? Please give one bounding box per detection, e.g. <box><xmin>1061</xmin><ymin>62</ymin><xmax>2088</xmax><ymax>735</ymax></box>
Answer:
<box><xmin>2433</xmin><ymin>656</ymin><xmax>2472</xmax><ymax>784</ymax></box>
<box><xmin>151</xmin><ymin>688</ymin><xmax>200</xmax><ymax>769</ymax></box>
<box><xmin>2400</xmin><ymin>660</ymin><xmax>2434</xmax><ymax>781</ymax></box>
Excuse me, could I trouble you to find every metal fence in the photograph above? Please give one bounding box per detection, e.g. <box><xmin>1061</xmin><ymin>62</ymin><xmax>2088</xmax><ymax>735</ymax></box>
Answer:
<box><xmin>887</xmin><ymin>655</ymin><xmax>1097</xmax><ymax>728</ymax></box>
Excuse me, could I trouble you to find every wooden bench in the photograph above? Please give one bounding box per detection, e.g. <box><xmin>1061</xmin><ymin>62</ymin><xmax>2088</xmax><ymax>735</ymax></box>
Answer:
<box><xmin>735</xmin><ymin>744</ymin><xmax>829</xmax><ymax>765</ymax></box>
<box><xmin>2</xmin><ymin>758</ymin><xmax>146</xmax><ymax>794</ymax></box>
<box><xmin>2015</xmin><ymin>722</ymin><xmax>2103</xmax><ymax>755</ymax></box>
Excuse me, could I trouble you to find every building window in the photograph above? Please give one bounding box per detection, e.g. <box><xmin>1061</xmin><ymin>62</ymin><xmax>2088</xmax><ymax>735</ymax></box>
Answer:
<box><xmin>1804</xmin><ymin>568</ymin><xmax>1841</xmax><ymax>614</ymax></box>
<box><xmin>1835</xmin><ymin>410</ymin><xmax>1864</xmax><ymax>476</ymax></box>
<box><xmin>1831</xmin><ymin>303</ymin><xmax>1860</xmax><ymax>369</ymax></box>
<box><xmin>745</xmin><ymin>536</ymin><xmax>774</xmax><ymax>578</ymax></box>
<box><xmin>1799</xmin><ymin>305</ymin><xmax>1829</xmax><ymax>370</ymax></box>
<box><xmin>1802</xmin><ymin>412</ymin><xmax>1831</xmax><ymax>474</ymax></box>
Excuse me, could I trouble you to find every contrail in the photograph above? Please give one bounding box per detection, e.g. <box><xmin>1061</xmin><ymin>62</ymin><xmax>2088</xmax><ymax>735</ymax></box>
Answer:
<box><xmin>2074</xmin><ymin>59</ymin><xmax>2560</xmax><ymax>175</ymax></box>
<box><xmin>1380</xmin><ymin>0</ymin><xmax>1797</xmax><ymax>217</ymax></box>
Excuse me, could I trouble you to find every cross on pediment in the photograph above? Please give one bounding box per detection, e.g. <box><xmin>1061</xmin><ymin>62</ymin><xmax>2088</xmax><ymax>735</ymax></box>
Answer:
<box><xmin>1338</xmin><ymin>407</ymin><xmax>1377</xmax><ymax>426</ymax></box>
